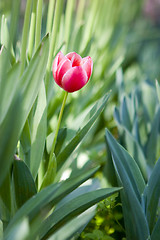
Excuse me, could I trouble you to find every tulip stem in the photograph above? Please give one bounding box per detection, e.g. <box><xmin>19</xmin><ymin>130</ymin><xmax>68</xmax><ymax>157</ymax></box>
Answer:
<box><xmin>49</xmin><ymin>91</ymin><xmax>68</xmax><ymax>163</ymax></box>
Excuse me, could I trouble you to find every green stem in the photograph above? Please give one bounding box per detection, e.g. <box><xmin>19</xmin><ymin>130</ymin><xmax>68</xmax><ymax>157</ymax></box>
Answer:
<box><xmin>49</xmin><ymin>91</ymin><xmax>68</xmax><ymax>162</ymax></box>
<box><xmin>45</xmin><ymin>0</ymin><xmax>63</xmax><ymax>94</ymax></box>
<box><xmin>46</xmin><ymin>0</ymin><xmax>56</xmax><ymax>34</ymax></box>
<box><xmin>28</xmin><ymin>0</ymin><xmax>37</xmax><ymax>60</ymax></box>
<box><xmin>20</xmin><ymin>0</ymin><xmax>33</xmax><ymax>75</ymax></box>
<box><xmin>35</xmin><ymin>0</ymin><xmax>43</xmax><ymax>50</ymax></box>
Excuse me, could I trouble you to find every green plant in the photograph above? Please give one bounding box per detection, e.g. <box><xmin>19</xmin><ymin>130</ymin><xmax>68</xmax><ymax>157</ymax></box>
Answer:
<box><xmin>105</xmin><ymin>79</ymin><xmax>160</xmax><ymax>240</ymax></box>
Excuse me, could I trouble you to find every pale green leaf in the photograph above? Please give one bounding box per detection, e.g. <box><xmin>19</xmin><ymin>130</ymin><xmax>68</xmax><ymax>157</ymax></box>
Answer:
<box><xmin>30</xmin><ymin>81</ymin><xmax>47</xmax><ymax>179</ymax></box>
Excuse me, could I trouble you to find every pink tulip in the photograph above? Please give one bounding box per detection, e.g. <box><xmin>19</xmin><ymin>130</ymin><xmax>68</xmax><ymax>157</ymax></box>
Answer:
<box><xmin>52</xmin><ymin>51</ymin><xmax>93</xmax><ymax>93</ymax></box>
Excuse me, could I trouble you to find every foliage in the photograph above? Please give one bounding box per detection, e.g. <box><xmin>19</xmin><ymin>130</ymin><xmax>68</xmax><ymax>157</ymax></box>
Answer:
<box><xmin>105</xmin><ymin>78</ymin><xmax>160</xmax><ymax>240</ymax></box>
<box><xmin>0</xmin><ymin>0</ymin><xmax>160</xmax><ymax>239</ymax></box>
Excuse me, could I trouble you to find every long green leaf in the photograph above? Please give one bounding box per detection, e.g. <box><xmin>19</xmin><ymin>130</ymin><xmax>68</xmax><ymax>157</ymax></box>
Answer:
<box><xmin>30</xmin><ymin>81</ymin><xmax>47</xmax><ymax>179</ymax></box>
<box><xmin>105</xmin><ymin>129</ymin><xmax>149</xmax><ymax>240</ymax></box>
<box><xmin>105</xmin><ymin>129</ymin><xmax>145</xmax><ymax>197</ymax></box>
<box><xmin>19</xmin><ymin>34</ymin><xmax>49</xmax><ymax>134</ymax></box>
<box><xmin>5</xmin><ymin>166</ymin><xmax>99</xmax><ymax>236</ymax></box>
<box><xmin>0</xmin><ymin>172</ymin><xmax>11</xmax><ymax>222</ymax></box>
<box><xmin>0</xmin><ymin>35</ymin><xmax>49</xmax><ymax>186</ymax></box>
<box><xmin>156</xmin><ymin>80</ymin><xmax>160</xmax><ymax>103</ymax></box>
<box><xmin>48</xmin><ymin>208</ymin><xmax>96</xmax><ymax>240</ymax></box>
<box><xmin>151</xmin><ymin>216</ymin><xmax>160</xmax><ymax>240</ymax></box>
<box><xmin>125</xmin><ymin>129</ymin><xmax>147</xmax><ymax>180</ymax></box>
<box><xmin>34</xmin><ymin>187</ymin><xmax>122</xmax><ymax>239</ymax></box>
<box><xmin>0</xmin><ymin>96</ymin><xmax>22</xmax><ymax>187</ymax></box>
<box><xmin>143</xmin><ymin>158</ymin><xmax>160</xmax><ymax>233</ymax></box>
<box><xmin>56</xmin><ymin>93</ymin><xmax>110</xmax><ymax>173</ymax></box>
<box><xmin>145</xmin><ymin>107</ymin><xmax>160</xmax><ymax>167</ymax></box>
<box><xmin>13</xmin><ymin>160</ymin><xmax>37</xmax><ymax>209</ymax></box>
<box><xmin>0</xmin><ymin>62</ymin><xmax>20</xmax><ymax>124</ymax></box>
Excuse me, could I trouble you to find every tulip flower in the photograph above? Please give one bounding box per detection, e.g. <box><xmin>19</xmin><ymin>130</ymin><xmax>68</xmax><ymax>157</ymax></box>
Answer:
<box><xmin>52</xmin><ymin>51</ymin><xmax>93</xmax><ymax>93</ymax></box>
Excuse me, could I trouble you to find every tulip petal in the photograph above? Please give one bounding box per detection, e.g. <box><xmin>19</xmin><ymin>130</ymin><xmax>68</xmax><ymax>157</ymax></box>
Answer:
<box><xmin>66</xmin><ymin>52</ymin><xmax>82</xmax><ymax>67</ymax></box>
<box><xmin>52</xmin><ymin>51</ymin><xmax>64</xmax><ymax>80</ymax></box>
<box><xmin>62</xmin><ymin>66</ymin><xmax>88</xmax><ymax>92</ymax></box>
<box><xmin>81</xmin><ymin>56</ymin><xmax>93</xmax><ymax>79</ymax></box>
<box><xmin>56</xmin><ymin>58</ymin><xmax>72</xmax><ymax>86</ymax></box>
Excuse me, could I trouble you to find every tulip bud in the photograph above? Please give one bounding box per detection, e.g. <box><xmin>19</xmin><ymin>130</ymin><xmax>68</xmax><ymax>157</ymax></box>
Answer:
<box><xmin>52</xmin><ymin>51</ymin><xmax>93</xmax><ymax>93</ymax></box>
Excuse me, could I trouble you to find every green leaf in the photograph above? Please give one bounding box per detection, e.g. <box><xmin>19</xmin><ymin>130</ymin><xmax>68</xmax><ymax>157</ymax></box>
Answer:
<box><xmin>56</xmin><ymin>93</ymin><xmax>110</xmax><ymax>173</ymax></box>
<box><xmin>105</xmin><ymin>129</ymin><xmax>149</xmax><ymax>240</ymax></box>
<box><xmin>40</xmin><ymin>153</ymin><xmax>57</xmax><ymax>190</ymax></box>
<box><xmin>0</xmin><ymin>172</ymin><xmax>11</xmax><ymax>222</ymax></box>
<box><xmin>33</xmin><ymin>187</ymin><xmax>122</xmax><ymax>239</ymax></box>
<box><xmin>30</xmin><ymin>81</ymin><xmax>47</xmax><ymax>179</ymax></box>
<box><xmin>5</xmin><ymin>166</ymin><xmax>99</xmax><ymax>235</ymax></box>
<box><xmin>0</xmin><ymin>34</ymin><xmax>49</xmax><ymax>186</ymax></box>
<box><xmin>13</xmin><ymin>160</ymin><xmax>37</xmax><ymax>209</ymax></box>
<box><xmin>19</xmin><ymin>34</ymin><xmax>49</xmax><ymax>134</ymax></box>
<box><xmin>20</xmin><ymin>120</ymin><xmax>31</xmax><ymax>167</ymax></box>
<box><xmin>48</xmin><ymin>208</ymin><xmax>96</xmax><ymax>240</ymax></box>
<box><xmin>151</xmin><ymin>216</ymin><xmax>160</xmax><ymax>240</ymax></box>
<box><xmin>0</xmin><ymin>220</ymin><xmax>3</xmax><ymax>239</ymax></box>
<box><xmin>4</xmin><ymin>218</ymin><xmax>30</xmax><ymax>240</ymax></box>
<box><xmin>0</xmin><ymin>15</ymin><xmax>15</xmax><ymax>64</ymax></box>
<box><xmin>145</xmin><ymin>107</ymin><xmax>160</xmax><ymax>167</ymax></box>
<box><xmin>49</xmin><ymin>179</ymin><xmax>99</xmax><ymax>240</ymax></box>
<box><xmin>0</xmin><ymin>62</ymin><xmax>20</xmax><ymax>124</ymax></box>
<box><xmin>120</xmin><ymin>95</ymin><xmax>132</xmax><ymax>131</ymax></box>
<box><xmin>124</xmin><ymin>129</ymin><xmax>147</xmax><ymax>180</ymax></box>
<box><xmin>143</xmin><ymin>158</ymin><xmax>160</xmax><ymax>233</ymax></box>
<box><xmin>156</xmin><ymin>80</ymin><xmax>160</xmax><ymax>103</ymax></box>
<box><xmin>0</xmin><ymin>96</ymin><xmax>22</xmax><ymax>187</ymax></box>
<box><xmin>105</xmin><ymin>129</ymin><xmax>145</xmax><ymax>197</ymax></box>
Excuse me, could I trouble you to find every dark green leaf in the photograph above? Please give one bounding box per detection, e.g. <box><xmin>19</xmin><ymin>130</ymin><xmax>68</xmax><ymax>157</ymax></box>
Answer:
<box><xmin>13</xmin><ymin>160</ymin><xmax>37</xmax><ymax>209</ymax></box>
<box><xmin>40</xmin><ymin>153</ymin><xmax>57</xmax><ymax>190</ymax></box>
<box><xmin>105</xmin><ymin>129</ymin><xmax>145</xmax><ymax>197</ymax></box>
<box><xmin>143</xmin><ymin>158</ymin><xmax>160</xmax><ymax>232</ymax></box>
<box><xmin>151</xmin><ymin>216</ymin><xmax>160</xmax><ymax>240</ymax></box>
<box><xmin>105</xmin><ymin>129</ymin><xmax>149</xmax><ymax>240</ymax></box>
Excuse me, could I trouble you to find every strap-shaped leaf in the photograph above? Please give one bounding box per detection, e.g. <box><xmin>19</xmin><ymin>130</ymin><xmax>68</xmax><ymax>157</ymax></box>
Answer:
<box><xmin>13</xmin><ymin>160</ymin><xmax>37</xmax><ymax>209</ymax></box>
<box><xmin>30</xmin><ymin>81</ymin><xmax>47</xmax><ymax>179</ymax></box>
<box><xmin>48</xmin><ymin>207</ymin><xmax>96</xmax><ymax>240</ymax></box>
<box><xmin>0</xmin><ymin>62</ymin><xmax>20</xmax><ymax>124</ymax></box>
<box><xmin>19</xmin><ymin>34</ymin><xmax>49</xmax><ymax>134</ymax></box>
<box><xmin>5</xmin><ymin>166</ymin><xmax>99</xmax><ymax>236</ymax></box>
<box><xmin>143</xmin><ymin>158</ymin><xmax>160</xmax><ymax>232</ymax></box>
<box><xmin>105</xmin><ymin>129</ymin><xmax>149</xmax><ymax>240</ymax></box>
<box><xmin>34</xmin><ymin>187</ymin><xmax>122</xmax><ymax>239</ymax></box>
<box><xmin>0</xmin><ymin>35</ymin><xmax>49</xmax><ymax>186</ymax></box>
<box><xmin>125</xmin><ymin>129</ymin><xmax>147</xmax><ymax>180</ymax></box>
<box><xmin>56</xmin><ymin>93</ymin><xmax>110</xmax><ymax>172</ymax></box>
<box><xmin>156</xmin><ymin>80</ymin><xmax>160</xmax><ymax>103</ymax></box>
<box><xmin>105</xmin><ymin>129</ymin><xmax>145</xmax><ymax>197</ymax></box>
<box><xmin>151</xmin><ymin>216</ymin><xmax>160</xmax><ymax>240</ymax></box>
<box><xmin>145</xmin><ymin>107</ymin><xmax>160</xmax><ymax>167</ymax></box>
<box><xmin>120</xmin><ymin>95</ymin><xmax>132</xmax><ymax>131</ymax></box>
